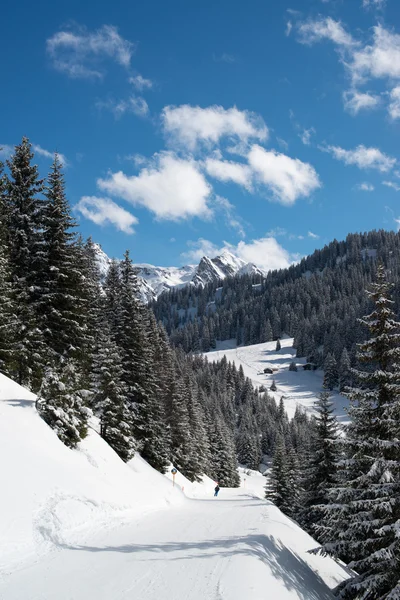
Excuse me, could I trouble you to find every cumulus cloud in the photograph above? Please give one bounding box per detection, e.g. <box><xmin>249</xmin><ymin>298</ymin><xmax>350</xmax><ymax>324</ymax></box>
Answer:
<box><xmin>343</xmin><ymin>90</ymin><xmax>380</xmax><ymax>114</ymax></box>
<box><xmin>350</xmin><ymin>25</ymin><xmax>400</xmax><ymax>84</ymax></box>
<box><xmin>383</xmin><ymin>180</ymin><xmax>400</xmax><ymax>191</ymax></box>
<box><xmin>388</xmin><ymin>86</ymin><xmax>400</xmax><ymax>120</ymax></box>
<box><xmin>297</xmin><ymin>17</ymin><xmax>356</xmax><ymax>48</ymax></box>
<box><xmin>46</xmin><ymin>24</ymin><xmax>135</xmax><ymax>79</ymax></box>
<box><xmin>182</xmin><ymin>237</ymin><xmax>298</xmax><ymax>272</ymax></box>
<box><xmin>204</xmin><ymin>157</ymin><xmax>253</xmax><ymax>190</ymax></box>
<box><xmin>248</xmin><ymin>145</ymin><xmax>321</xmax><ymax>205</ymax></box>
<box><xmin>161</xmin><ymin>105</ymin><xmax>268</xmax><ymax>151</ymax></box>
<box><xmin>97</xmin><ymin>152</ymin><xmax>213</xmax><ymax>221</ymax></box>
<box><xmin>323</xmin><ymin>144</ymin><xmax>396</xmax><ymax>172</ymax></box>
<box><xmin>75</xmin><ymin>196</ymin><xmax>138</xmax><ymax>233</ymax></box>
<box><xmin>356</xmin><ymin>182</ymin><xmax>375</xmax><ymax>191</ymax></box>
<box><xmin>308</xmin><ymin>231</ymin><xmax>319</xmax><ymax>239</ymax></box>
<box><xmin>129</xmin><ymin>74</ymin><xmax>153</xmax><ymax>90</ymax></box>
<box><xmin>96</xmin><ymin>95</ymin><xmax>149</xmax><ymax>119</ymax></box>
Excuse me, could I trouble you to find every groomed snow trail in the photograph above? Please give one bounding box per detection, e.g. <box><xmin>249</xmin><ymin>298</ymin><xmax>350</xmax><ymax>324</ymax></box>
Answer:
<box><xmin>2</xmin><ymin>488</ymin><xmax>346</xmax><ymax>600</ymax></box>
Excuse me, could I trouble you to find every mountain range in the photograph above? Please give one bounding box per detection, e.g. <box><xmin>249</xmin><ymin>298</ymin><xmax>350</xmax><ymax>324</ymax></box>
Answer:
<box><xmin>93</xmin><ymin>243</ymin><xmax>264</xmax><ymax>302</ymax></box>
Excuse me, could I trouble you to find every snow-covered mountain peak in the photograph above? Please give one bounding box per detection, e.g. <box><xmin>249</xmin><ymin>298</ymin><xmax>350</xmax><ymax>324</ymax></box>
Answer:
<box><xmin>92</xmin><ymin>244</ymin><xmax>264</xmax><ymax>302</ymax></box>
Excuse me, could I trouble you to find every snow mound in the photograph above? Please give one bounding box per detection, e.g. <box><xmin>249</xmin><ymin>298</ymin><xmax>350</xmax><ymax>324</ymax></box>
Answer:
<box><xmin>0</xmin><ymin>373</ymin><xmax>185</xmax><ymax>574</ymax></box>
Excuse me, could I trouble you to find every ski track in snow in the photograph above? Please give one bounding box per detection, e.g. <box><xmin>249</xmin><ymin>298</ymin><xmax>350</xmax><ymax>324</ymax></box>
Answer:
<box><xmin>205</xmin><ymin>338</ymin><xmax>349</xmax><ymax>422</ymax></box>
<box><xmin>0</xmin><ymin>358</ymin><xmax>350</xmax><ymax>600</ymax></box>
<box><xmin>2</xmin><ymin>488</ymin><xmax>346</xmax><ymax>600</ymax></box>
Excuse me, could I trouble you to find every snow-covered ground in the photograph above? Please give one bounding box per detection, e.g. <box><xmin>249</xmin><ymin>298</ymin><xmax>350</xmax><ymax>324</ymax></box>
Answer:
<box><xmin>205</xmin><ymin>337</ymin><xmax>348</xmax><ymax>421</ymax></box>
<box><xmin>1</xmin><ymin>372</ymin><xmax>350</xmax><ymax>599</ymax></box>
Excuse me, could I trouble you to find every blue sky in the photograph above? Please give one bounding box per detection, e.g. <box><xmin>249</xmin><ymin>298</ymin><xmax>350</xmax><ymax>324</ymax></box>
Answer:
<box><xmin>1</xmin><ymin>0</ymin><xmax>400</xmax><ymax>269</ymax></box>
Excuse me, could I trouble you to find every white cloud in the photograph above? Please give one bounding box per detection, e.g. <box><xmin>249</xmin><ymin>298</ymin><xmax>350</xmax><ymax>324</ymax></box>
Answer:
<box><xmin>297</xmin><ymin>17</ymin><xmax>356</xmax><ymax>48</ymax></box>
<box><xmin>75</xmin><ymin>196</ymin><xmax>138</xmax><ymax>233</ymax></box>
<box><xmin>204</xmin><ymin>158</ymin><xmax>253</xmax><ymax>190</ymax></box>
<box><xmin>96</xmin><ymin>95</ymin><xmax>149</xmax><ymax>119</ymax></box>
<box><xmin>383</xmin><ymin>180</ymin><xmax>400</xmax><ymax>191</ymax></box>
<box><xmin>2</xmin><ymin>143</ymin><xmax>68</xmax><ymax>166</ymax></box>
<box><xmin>248</xmin><ymin>145</ymin><xmax>321</xmax><ymax>205</ymax></box>
<box><xmin>363</xmin><ymin>0</ymin><xmax>386</xmax><ymax>9</ymax></box>
<box><xmin>97</xmin><ymin>152</ymin><xmax>212</xmax><ymax>221</ymax></box>
<box><xmin>350</xmin><ymin>25</ymin><xmax>400</xmax><ymax>84</ymax></box>
<box><xmin>356</xmin><ymin>182</ymin><xmax>375</xmax><ymax>191</ymax></box>
<box><xmin>33</xmin><ymin>144</ymin><xmax>68</xmax><ymax>167</ymax></box>
<box><xmin>323</xmin><ymin>144</ymin><xmax>396</xmax><ymax>172</ymax></box>
<box><xmin>308</xmin><ymin>231</ymin><xmax>319</xmax><ymax>239</ymax></box>
<box><xmin>286</xmin><ymin>21</ymin><xmax>293</xmax><ymax>37</ymax></box>
<box><xmin>299</xmin><ymin>127</ymin><xmax>316</xmax><ymax>145</ymax></box>
<box><xmin>388</xmin><ymin>86</ymin><xmax>400</xmax><ymax>120</ymax></box>
<box><xmin>182</xmin><ymin>236</ymin><xmax>298</xmax><ymax>271</ymax></box>
<box><xmin>266</xmin><ymin>227</ymin><xmax>287</xmax><ymax>237</ymax></box>
<box><xmin>46</xmin><ymin>24</ymin><xmax>134</xmax><ymax>79</ymax></box>
<box><xmin>161</xmin><ymin>105</ymin><xmax>268</xmax><ymax>151</ymax></box>
<box><xmin>343</xmin><ymin>89</ymin><xmax>380</xmax><ymax>114</ymax></box>
<box><xmin>129</xmin><ymin>74</ymin><xmax>153</xmax><ymax>90</ymax></box>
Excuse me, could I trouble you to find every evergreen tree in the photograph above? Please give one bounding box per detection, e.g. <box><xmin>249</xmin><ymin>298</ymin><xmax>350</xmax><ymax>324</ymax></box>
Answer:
<box><xmin>321</xmin><ymin>265</ymin><xmax>400</xmax><ymax>599</ymax></box>
<box><xmin>276</xmin><ymin>338</ymin><xmax>281</xmax><ymax>351</ymax></box>
<box><xmin>289</xmin><ymin>361</ymin><xmax>297</xmax><ymax>372</ymax></box>
<box><xmin>0</xmin><ymin>161</ymin><xmax>17</xmax><ymax>374</ymax></box>
<box><xmin>91</xmin><ymin>321</ymin><xmax>135</xmax><ymax>462</ymax></box>
<box><xmin>338</xmin><ymin>347</ymin><xmax>351</xmax><ymax>393</ymax></box>
<box><xmin>270</xmin><ymin>379</ymin><xmax>277</xmax><ymax>392</ymax></box>
<box><xmin>37</xmin><ymin>360</ymin><xmax>89</xmax><ymax>448</ymax></box>
<box><xmin>299</xmin><ymin>391</ymin><xmax>339</xmax><ymax>542</ymax></box>
<box><xmin>265</xmin><ymin>435</ymin><xmax>291</xmax><ymax>510</ymax></box>
<box><xmin>323</xmin><ymin>353</ymin><xmax>338</xmax><ymax>390</ymax></box>
<box><xmin>5</xmin><ymin>138</ymin><xmax>46</xmax><ymax>389</ymax></box>
<box><xmin>41</xmin><ymin>154</ymin><xmax>86</xmax><ymax>362</ymax></box>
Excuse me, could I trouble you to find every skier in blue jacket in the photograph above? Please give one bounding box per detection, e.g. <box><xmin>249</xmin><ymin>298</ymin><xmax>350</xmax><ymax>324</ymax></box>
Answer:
<box><xmin>214</xmin><ymin>484</ymin><xmax>220</xmax><ymax>497</ymax></box>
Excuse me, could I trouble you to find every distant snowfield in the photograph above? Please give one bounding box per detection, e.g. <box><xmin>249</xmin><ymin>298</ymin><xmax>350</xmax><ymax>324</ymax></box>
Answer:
<box><xmin>205</xmin><ymin>337</ymin><xmax>349</xmax><ymax>422</ymax></box>
<box><xmin>1</xmin><ymin>372</ymin><xmax>349</xmax><ymax>599</ymax></box>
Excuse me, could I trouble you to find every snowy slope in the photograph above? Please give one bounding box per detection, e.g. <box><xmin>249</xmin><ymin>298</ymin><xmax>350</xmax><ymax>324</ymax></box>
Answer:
<box><xmin>93</xmin><ymin>244</ymin><xmax>264</xmax><ymax>302</ymax></box>
<box><xmin>205</xmin><ymin>337</ymin><xmax>348</xmax><ymax>421</ymax></box>
<box><xmin>1</xmin><ymin>372</ymin><xmax>350</xmax><ymax>599</ymax></box>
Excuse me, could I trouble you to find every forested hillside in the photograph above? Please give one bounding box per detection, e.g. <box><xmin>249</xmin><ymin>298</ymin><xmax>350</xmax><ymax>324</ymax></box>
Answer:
<box><xmin>152</xmin><ymin>230</ymin><xmax>400</xmax><ymax>371</ymax></box>
<box><xmin>0</xmin><ymin>137</ymin><xmax>315</xmax><ymax>487</ymax></box>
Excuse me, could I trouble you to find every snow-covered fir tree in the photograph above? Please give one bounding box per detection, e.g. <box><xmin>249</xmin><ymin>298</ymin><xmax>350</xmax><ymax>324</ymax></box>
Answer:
<box><xmin>323</xmin><ymin>353</ymin><xmax>338</xmax><ymax>390</ymax></box>
<box><xmin>41</xmin><ymin>154</ymin><xmax>86</xmax><ymax>363</ymax></box>
<box><xmin>5</xmin><ymin>138</ymin><xmax>46</xmax><ymax>389</ymax></box>
<box><xmin>321</xmin><ymin>265</ymin><xmax>400</xmax><ymax>599</ymax></box>
<box><xmin>91</xmin><ymin>319</ymin><xmax>135</xmax><ymax>462</ymax></box>
<box><xmin>37</xmin><ymin>360</ymin><xmax>89</xmax><ymax>448</ymax></box>
<box><xmin>338</xmin><ymin>348</ymin><xmax>351</xmax><ymax>393</ymax></box>
<box><xmin>299</xmin><ymin>391</ymin><xmax>339</xmax><ymax>542</ymax></box>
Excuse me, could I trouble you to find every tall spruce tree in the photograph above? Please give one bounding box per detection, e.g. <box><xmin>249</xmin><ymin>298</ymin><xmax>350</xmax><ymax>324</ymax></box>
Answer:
<box><xmin>299</xmin><ymin>391</ymin><xmax>339</xmax><ymax>542</ymax></box>
<box><xmin>321</xmin><ymin>265</ymin><xmax>400</xmax><ymax>599</ymax></box>
<box><xmin>91</xmin><ymin>320</ymin><xmax>135</xmax><ymax>462</ymax></box>
<box><xmin>5</xmin><ymin>138</ymin><xmax>46</xmax><ymax>389</ymax></box>
<box><xmin>323</xmin><ymin>353</ymin><xmax>338</xmax><ymax>390</ymax></box>
<box><xmin>0</xmin><ymin>159</ymin><xmax>17</xmax><ymax>374</ymax></box>
<box><xmin>41</xmin><ymin>154</ymin><xmax>86</xmax><ymax>362</ymax></box>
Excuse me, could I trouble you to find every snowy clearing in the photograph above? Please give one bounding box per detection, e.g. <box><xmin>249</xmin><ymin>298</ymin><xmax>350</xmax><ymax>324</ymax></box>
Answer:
<box><xmin>1</xmin><ymin>372</ymin><xmax>349</xmax><ymax>599</ymax></box>
<box><xmin>205</xmin><ymin>338</ymin><xmax>348</xmax><ymax>421</ymax></box>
